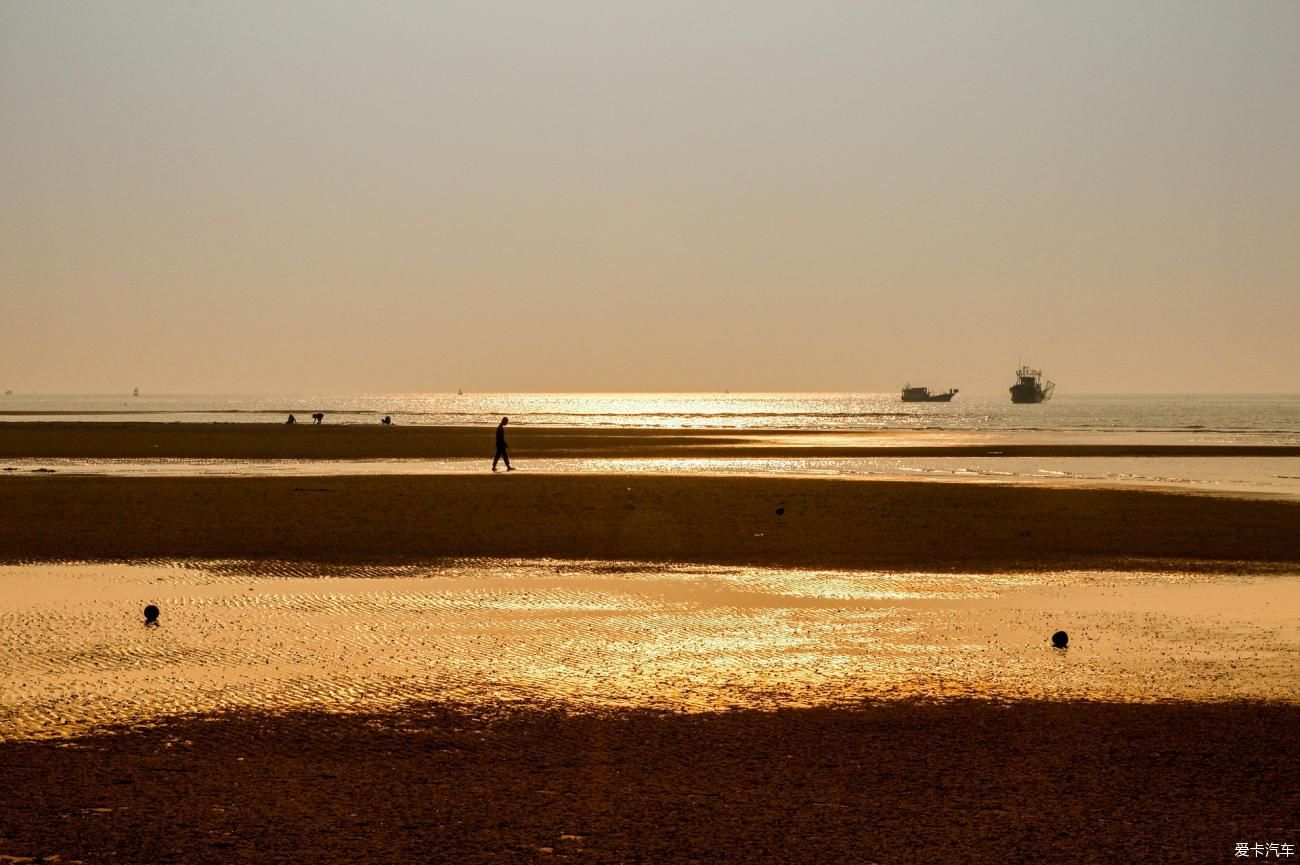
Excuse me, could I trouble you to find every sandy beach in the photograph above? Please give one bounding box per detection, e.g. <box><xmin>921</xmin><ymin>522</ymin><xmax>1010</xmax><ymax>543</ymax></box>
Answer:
<box><xmin>2</xmin><ymin>423</ymin><xmax>1298</xmax><ymax>863</ymax></box>
<box><xmin>2</xmin><ymin>471</ymin><xmax>1298</xmax><ymax>572</ymax></box>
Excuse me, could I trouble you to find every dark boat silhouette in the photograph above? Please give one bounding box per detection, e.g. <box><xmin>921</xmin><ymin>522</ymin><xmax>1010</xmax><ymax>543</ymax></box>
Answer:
<box><xmin>901</xmin><ymin>385</ymin><xmax>958</xmax><ymax>402</ymax></box>
<box><xmin>1010</xmin><ymin>365</ymin><xmax>1054</xmax><ymax>403</ymax></box>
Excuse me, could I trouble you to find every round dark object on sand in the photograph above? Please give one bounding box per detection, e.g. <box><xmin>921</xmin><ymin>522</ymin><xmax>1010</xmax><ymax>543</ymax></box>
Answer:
<box><xmin>1051</xmin><ymin>630</ymin><xmax>1068</xmax><ymax>649</ymax></box>
<box><xmin>144</xmin><ymin>604</ymin><xmax>160</xmax><ymax>624</ymax></box>
<box><xmin>775</xmin><ymin>507</ymin><xmax>785</xmax><ymax>516</ymax></box>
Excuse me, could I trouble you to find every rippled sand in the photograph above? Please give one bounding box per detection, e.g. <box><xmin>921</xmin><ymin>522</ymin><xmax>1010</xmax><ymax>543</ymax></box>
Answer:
<box><xmin>3</xmin><ymin>559</ymin><xmax>1296</xmax><ymax>740</ymax></box>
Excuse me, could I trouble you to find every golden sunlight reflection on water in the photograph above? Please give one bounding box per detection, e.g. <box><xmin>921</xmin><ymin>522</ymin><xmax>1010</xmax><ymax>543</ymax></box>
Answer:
<box><xmin>1</xmin><ymin>559</ymin><xmax>1297</xmax><ymax>739</ymax></box>
<box><xmin>5</xmin><ymin>452</ymin><xmax>1299</xmax><ymax>497</ymax></box>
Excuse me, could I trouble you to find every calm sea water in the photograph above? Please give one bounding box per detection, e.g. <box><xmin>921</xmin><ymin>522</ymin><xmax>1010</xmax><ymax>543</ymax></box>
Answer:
<box><xmin>2</xmin><ymin>392</ymin><xmax>1298</xmax><ymax>440</ymax></box>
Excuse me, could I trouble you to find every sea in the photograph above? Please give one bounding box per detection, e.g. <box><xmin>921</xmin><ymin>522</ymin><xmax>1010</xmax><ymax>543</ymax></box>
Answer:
<box><xmin>2</xmin><ymin>392</ymin><xmax>1299</xmax><ymax>441</ymax></box>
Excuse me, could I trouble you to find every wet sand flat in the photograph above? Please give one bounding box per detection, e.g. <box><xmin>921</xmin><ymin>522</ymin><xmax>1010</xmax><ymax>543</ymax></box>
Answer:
<box><xmin>3</xmin><ymin>558</ymin><xmax>1299</xmax><ymax>863</ymax></box>
<box><xmin>3</xmin><ymin>560</ymin><xmax>1298</xmax><ymax>741</ymax></box>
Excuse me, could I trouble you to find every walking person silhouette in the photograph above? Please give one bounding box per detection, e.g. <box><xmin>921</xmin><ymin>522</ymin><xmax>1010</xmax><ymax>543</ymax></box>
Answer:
<box><xmin>492</xmin><ymin>416</ymin><xmax>514</xmax><ymax>472</ymax></box>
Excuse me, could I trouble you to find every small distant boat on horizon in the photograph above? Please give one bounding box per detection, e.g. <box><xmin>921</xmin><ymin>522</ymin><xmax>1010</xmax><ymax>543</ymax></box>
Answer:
<box><xmin>132</xmin><ymin>387</ymin><xmax>139</xmax><ymax>397</ymax></box>
<box><xmin>457</xmin><ymin>388</ymin><xmax>464</xmax><ymax>396</ymax></box>
<box><xmin>901</xmin><ymin>384</ymin><xmax>958</xmax><ymax>402</ymax></box>
<box><xmin>1010</xmin><ymin>365</ymin><xmax>1054</xmax><ymax>403</ymax></box>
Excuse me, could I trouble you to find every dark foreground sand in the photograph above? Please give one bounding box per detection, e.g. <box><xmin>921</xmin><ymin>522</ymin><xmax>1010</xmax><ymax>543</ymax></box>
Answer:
<box><xmin>2</xmin><ymin>700</ymin><xmax>1297</xmax><ymax>864</ymax></box>
<box><xmin>2</xmin><ymin>473</ymin><xmax>1298</xmax><ymax>571</ymax></box>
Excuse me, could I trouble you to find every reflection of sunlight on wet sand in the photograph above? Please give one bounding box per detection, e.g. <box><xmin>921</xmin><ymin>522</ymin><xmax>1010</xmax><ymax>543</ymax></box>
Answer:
<box><xmin>2</xmin><ymin>560</ymin><xmax>1297</xmax><ymax>739</ymax></box>
<box><xmin>6</xmin><ymin>452</ymin><xmax>1299</xmax><ymax>497</ymax></box>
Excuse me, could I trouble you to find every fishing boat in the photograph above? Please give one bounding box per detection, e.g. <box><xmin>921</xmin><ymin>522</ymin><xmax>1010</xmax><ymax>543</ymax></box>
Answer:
<box><xmin>1009</xmin><ymin>365</ymin><xmax>1054</xmax><ymax>403</ymax></box>
<box><xmin>901</xmin><ymin>385</ymin><xmax>958</xmax><ymax>402</ymax></box>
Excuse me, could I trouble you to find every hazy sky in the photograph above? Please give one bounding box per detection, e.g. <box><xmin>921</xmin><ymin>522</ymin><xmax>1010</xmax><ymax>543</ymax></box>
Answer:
<box><xmin>3</xmin><ymin>1</ymin><xmax>1297</xmax><ymax>394</ymax></box>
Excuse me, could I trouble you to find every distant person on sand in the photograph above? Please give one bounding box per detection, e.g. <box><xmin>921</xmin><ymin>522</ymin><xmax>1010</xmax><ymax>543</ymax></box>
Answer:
<box><xmin>492</xmin><ymin>417</ymin><xmax>514</xmax><ymax>472</ymax></box>
<box><xmin>312</xmin><ymin>412</ymin><xmax>325</xmax><ymax>424</ymax></box>
<box><xmin>381</xmin><ymin>415</ymin><xmax>392</xmax><ymax>426</ymax></box>
<box><xmin>286</xmin><ymin>414</ymin><xmax>296</xmax><ymax>425</ymax></box>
